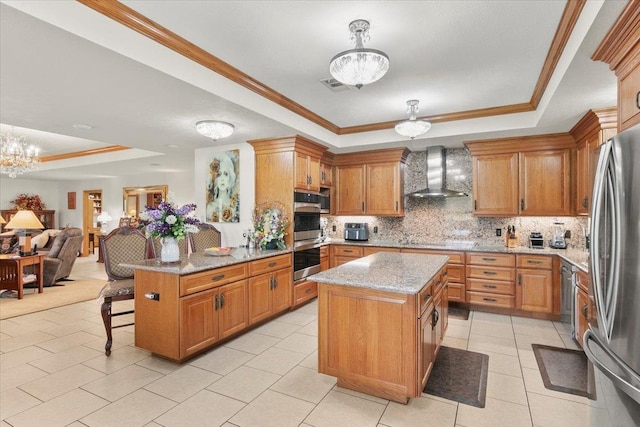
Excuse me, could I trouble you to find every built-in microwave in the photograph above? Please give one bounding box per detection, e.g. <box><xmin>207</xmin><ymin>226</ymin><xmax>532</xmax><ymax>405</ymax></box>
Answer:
<box><xmin>320</xmin><ymin>193</ymin><xmax>330</xmax><ymax>213</ymax></box>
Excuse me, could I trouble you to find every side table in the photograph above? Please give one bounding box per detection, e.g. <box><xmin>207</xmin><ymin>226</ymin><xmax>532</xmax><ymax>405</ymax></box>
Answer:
<box><xmin>0</xmin><ymin>253</ymin><xmax>45</xmax><ymax>299</ymax></box>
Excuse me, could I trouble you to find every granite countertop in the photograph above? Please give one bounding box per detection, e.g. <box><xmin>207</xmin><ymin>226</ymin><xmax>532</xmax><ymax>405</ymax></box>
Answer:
<box><xmin>120</xmin><ymin>247</ymin><xmax>292</xmax><ymax>275</ymax></box>
<box><xmin>309</xmin><ymin>252</ymin><xmax>449</xmax><ymax>294</ymax></box>
<box><xmin>329</xmin><ymin>239</ymin><xmax>590</xmax><ymax>272</ymax></box>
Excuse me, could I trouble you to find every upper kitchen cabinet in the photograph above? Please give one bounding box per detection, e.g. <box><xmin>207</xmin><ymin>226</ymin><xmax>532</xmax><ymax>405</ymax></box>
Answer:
<box><xmin>334</xmin><ymin>147</ymin><xmax>410</xmax><ymax>217</ymax></box>
<box><xmin>592</xmin><ymin>3</ymin><xmax>640</xmax><ymax>132</ymax></box>
<box><xmin>466</xmin><ymin>134</ymin><xmax>575</xmax><ymax>217</ymax></box>
<box><xmin>570</xmin><ymin>108</ymin><xmax>617</xmax><ymax>215</ymax></box>
<box><xmin>295</xmin><ymin>151</ymin><xmax>321</xmax><ymax>192</ymax></box>
<box><xmin>320</xmin><ymin>151</ymin><xmax>334</xmax><ymax>187</ymax></box>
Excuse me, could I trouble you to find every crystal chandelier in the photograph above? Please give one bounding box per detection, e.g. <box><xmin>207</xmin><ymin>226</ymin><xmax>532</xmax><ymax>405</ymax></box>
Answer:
<box><xmin>195</xmin><ymin>120</ymin><xmax>235</xmax><ymax>140</ymax></box>
<box><xmin>395</xmin><ymin>100</ymin><xmax>432</xmax><ymax>139</ymax></box>
<box><xmin>0</xmin><ymin>130</ymin><xmax>40</xmax><ymax>178</ymax></box>
<box><xmin>330</xmin><ymin>19</ymin><xmax>390</xmax><ymax>89</ymax></box>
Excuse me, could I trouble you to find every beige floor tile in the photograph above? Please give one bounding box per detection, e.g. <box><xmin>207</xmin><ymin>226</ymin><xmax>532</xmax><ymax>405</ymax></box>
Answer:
<box><xmin>135</xmin><ymin>354</ymin><xmax>182</xmax><ymax>375</ymax></box>
<box><xmin>207</xmin><ymin>365</ymin><xmax>281</xmax><ymax>403</ymax></box>
<box><xmin>472</xmin><ymin>312</ymin><xmax>512</xmax><ymax>324</ymax></box>
<box><xmin>82</xmin><ymin>364</ymin><xmax>163</xmax><ymax>402</ymax></box>
<box><xmin>19</xmin><ymin>364</ymin><xmax>104</xmax><ymax>402</ymax></box>
<box><xmin>559</xmin><ymin>334</ymin><xmax>582</xmax><ymax>350</ymax></box>
<box><xmin>380</xmin><ymin>395</ymin><xmax>457</xmax><ymax>427</ymax></box>
<box><xmin>442</xmin><ymin>336</ymin><xmax>468</xmax><ymax>350</ymax></box>
<box><xmin>299</xmin><ymin>350</ymin><xmax>318</xmax><ymax>369</ymax></box>
<box><xmin>270</xmin><ymin>366</ymin><xmax>336</xmax><ymax>404</ymax></box>
<box><xmin>224</xmin><ymin>331</ymin><xmax>280</xmax><ymax>355</ymax></box>
<box><xmin>189</xmin><ymin>346</ymin><xmax>255</xmax><ymax>375</ymax></box>
<box><xmin>553</xmin><ymin>321</ymin><xmax>573</xmax><ymax>334</ymax></box>
<box><xmin>517</xmin><ymin>348</ymin><xmax>538</xmax><ymax>370</ymax></box>
<box><xmin>253</xmin><ymin>319</ymin><xmax>302</xmax><ymax>339</ymax></box>
<box><xmin>294</xmin><ymin>299</ymin><xmax>317</xmax><ymax>315</ymax></box>
<box><xmin>275</xmin><ymin>311</ymin><xmax>317</xmax><ymax>326</ymax></box>
<box><xmin>515</xmin><ymin>333</ymin><xmax>565</xmax><ymax>350</ymax></box>
<box><xmin>0</xmin><ymin>363</ymin><xmax>49</xmax><ymax>392</ymax></box>
<box><xmin>36</xmin><ymin>331</ymin><xmax>99</xmax><ymax>353</ymax></box>
<box><xmin>245</xmin><ymin>346</ymin><xmax>307</xmax><ymax>375</ymax></box>
<box><xmin>511</xmin><ymin>316</ymin><xmax>556</xmax><ymax>329</ymax></box>
<box><xmin>0</xmin><ymin>318</ymin><xmax>59</xmax><ymax>336</ymax></box>
<box><xmin>445</xmin><ymin>324</ymin><xmax>470</xmax><ymax>340</ymax></box>
<box><xmin>6</xmin><ymin>388</ymin><xmax>108</xmax><ymax>427</ymax></box>
<box><xmin>486</xmin><ymin>371</ymin><xmax>528</xmax><ymax>405</ymax></box>
<box><xmin>0</xmin><ymin>330</ymin><xmax>56</xmax><ymax>353</ymax></box>
<box><xmin>80</xmin><ymin>388</ymin><xmax>176</xmax><ymax>427</ymax></box>
<box><xmin>296</xmin><ymin>319</ymin><xmax>318</xmax><ymax>336</ymax></box>
<box><xmin>0</xmin><ymin>387</ymin><xmax>42</xmax><ymax>420</ymax></box>
<box><xmin>28</xmin><ymin>345</ymin><xmax>101</xmax><ymax>374</ymax></box>
<box><xmin>0</xmin><ymin>345</ymin><xmax>52</xmax><ymax>371</ymax></box>
<box><xmin>305</xmin><ymin>389</ymin><xmax>386</xmax><ymax>427</ymax></box>
<box><xmin>468</xmin><ymin>334</ymin><xmax>518</xmax><ymax>357</ymax></box>
<box><xmin>481</xmin><ymin>350</ymin><xmax>522</xmax><ymax>377</ymax></box>
<box><xmin>470</xmin><ymin>320</ymin><xmax>515</xmax><ymax>340</ymax></box>
<box><xmin>82</xmin><ymin>329</ymin><xmax>135</xmax><ymax>354</ymax></box>
<box><xmin>144</xmin><ymin>365</ymin><xmax>221</xmax><ymax>403</ymax></box>
<box><xmin>81</xmin><ymin>344</ymin><xmax>150</xmax><ymax>374</ymax></box>
<box><xmin>512</xmin><ymin>323</ymin><xmax>565</xmax><ymax>339</ymax></box>
<box><xmin>274</xmin><ymin>332</ymin><xmax>318</xmax><ymax>355</ymax></box>
<box><xmin>229</xmin><ymin>389</ymin><xmax>314</xmax><ymax>427</ymax></box>
<box><xmin>155</xmin><ymin>389</ymin><xmax>245</xmax><ymax>427</ymax></box>
<box><xmin>334</xmin><ymin>386</ymin><xmax>389</xmax><ymax>405</ymax></box>
<box><xmin>456</xmin><ymin>396</ymin><xmax>531</xmax><ymax>427</ymax></box>
<box><xmin>527</xmin><ymin>392</ymin><xmax>613</xmax><ymax>427</ymax></box>
<box><xmin>40</xmin><ymin>318</ymin><xmax>101</xmax><ymax>338</ymax></box>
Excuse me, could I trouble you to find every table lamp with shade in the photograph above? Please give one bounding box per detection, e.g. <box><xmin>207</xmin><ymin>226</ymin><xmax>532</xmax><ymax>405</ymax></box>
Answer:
<box><xmin>4</xmin><ymin>210</ymin><xmax>44</xmax><ymax>255</ymax></box>
<box><xmin>97</xmin><ymin>211</ymin><xmax>112</xmax><ymax>234</ymax></box>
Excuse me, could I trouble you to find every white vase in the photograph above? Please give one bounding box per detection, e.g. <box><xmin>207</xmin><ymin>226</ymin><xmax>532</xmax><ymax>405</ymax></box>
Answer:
<box><xmin>160</xmin><ymin>237</ymin><xmax>180</xmax><ymax>263</ymax></box>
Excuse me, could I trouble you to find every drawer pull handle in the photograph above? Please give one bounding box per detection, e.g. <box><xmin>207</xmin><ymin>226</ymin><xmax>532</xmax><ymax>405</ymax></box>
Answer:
<box><xmin>482</xmin><ymin>284</ymin><xmax>497</xmax><ymax>289</ymax></box>
<box><xmin>220</xmin><ymin>294</ymin><xmax>225</xmax><ymax>308</ymax></box>
<box><xmin>432</xmin><ymin>309</ymin><xmax>439</xmax><ymax>329</ymax></box>
<box><xmin>268</xmin><ymin>262</ymin><xmax>277</xmax><ymax>267</ymax></box>
<box><xmin>214</xmin><ymin>295</ymin><xmax>219</xmax><ymax>310</ymax></box>
<box><xmin>483</xmin><ymin>271</ymin><xmax>497</xmax><ymax>276</ymax></box>
<box><xmin>212</xmin><ymin>274</ymin><xmax>225</xmax><ymax>281</ymax></box>
<box><xmin>482</xmin><ymin>297</ymin><xmax>497</xmax><ymax>302</ymax></box>
<box><xmin>482</xmin><ymin>257</ymin><xmax>497</xmax><ymax>262</ymax></box>
<box><xmin>144</xmin><ymin>292</ymin><xmax>160</xmax><ymax>301</ymax></box>
<box><xmin>443</xmin><ymin>271</ymin><xmax>448</xmax><ymax>276</ymax></box>
<box><xmin>527</xmin><ymin>260</ymin><xmax>542</xmax><ymax>265</ymax></box>
<box><xmin>423</xmin><ymin>293</ymin><xmax>431</xmax><ymax>301</ymax></box>
<box><xmin>269</xmin><ymin>277</ymin><xmax>274</xmax><ymax>290</ymax></box>
<box><xmin>637</xmin><ymin>91</ymin><xmax>640</xmax><ymax>110</ymax></box>
<box><xmin>344</xmin><ymin>250</ymin><xmax>353</xmax><ymax>253</ymax></box>
<box><xmin>305</xmin><ymin>288</ymin><xmax>312</xmax><ymax>294</ymax></box>
<box><xmin>436</xmin><ymin>279</ymin><xmax>441</xmax><ymax>285</ymax></box>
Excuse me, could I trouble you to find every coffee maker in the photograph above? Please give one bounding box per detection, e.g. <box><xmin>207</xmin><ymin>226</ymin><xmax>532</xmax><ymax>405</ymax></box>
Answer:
<box><xmin>549</xmin><ymin>221</ymin><xmax>567</xmax><ymax>249</ymax></box>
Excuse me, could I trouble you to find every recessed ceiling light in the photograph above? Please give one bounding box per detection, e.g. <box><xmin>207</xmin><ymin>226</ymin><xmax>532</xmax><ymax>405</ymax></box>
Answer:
<box><xmin>149</xmin><ymin>163</ymin><xmax>161</xmax><ymax>166</ymax></box>
<box><xmin>166</xmin><ymin>144</ymin><xmax>180</xmax><ymax>149</ymax></box>
<box><xmin>72</xmin><ymin>124</ymin><xmax>92</xmax><ymax>130</ymax></box>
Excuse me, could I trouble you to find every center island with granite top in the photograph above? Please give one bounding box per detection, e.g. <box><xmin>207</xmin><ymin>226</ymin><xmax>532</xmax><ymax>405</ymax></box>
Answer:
<box><xmin>308</xmin><ymin>252</ymin><xmax>450</xmax><ymax>404</ymax></box>
<box><xmin>120</xmin><ymin>247</ymin><xmax>292</xmax><ymax>362</ymax></box>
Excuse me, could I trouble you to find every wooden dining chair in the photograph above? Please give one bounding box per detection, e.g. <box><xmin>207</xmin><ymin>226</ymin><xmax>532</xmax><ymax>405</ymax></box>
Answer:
<box><xmin>98</xmin><ymin>226</ymin><xmax>148</xmax><ymax>356</ymax></box>
<box><xmin>189</xmin><ymin>223</ymin><xmax>222</xmax><ymax>253</ymax></box>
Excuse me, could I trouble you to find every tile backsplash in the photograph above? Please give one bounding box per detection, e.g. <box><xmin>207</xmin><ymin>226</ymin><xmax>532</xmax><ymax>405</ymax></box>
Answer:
<box><xmin>325</xmin><ymin>148</ymin><xmax>589</xmax><ymax>249</ymax></box>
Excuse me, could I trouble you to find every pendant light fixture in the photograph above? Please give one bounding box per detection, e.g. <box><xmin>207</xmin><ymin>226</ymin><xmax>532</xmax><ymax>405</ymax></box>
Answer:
<box><xmin>395</xmin><ymin>100</ymin><xmax>431</xmax><ymax>139</ymax></box>
<box><xmin>195</xmin><ymin>120</ymin><xmax>235</xmax><ymax>140</ymax></box>
<box><xmin>329</xmin><ymin>19</ymin><xmax>390</xmax><ymax>89</ymax></box>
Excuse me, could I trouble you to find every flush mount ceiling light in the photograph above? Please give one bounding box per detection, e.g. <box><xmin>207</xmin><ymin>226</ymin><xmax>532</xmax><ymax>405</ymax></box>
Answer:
<box><xmin>329</xmin><ymin>19</ymin><xmax>390</xmax><ymax>89</ymax></box>
<box><xmin>0</xmin><ymin>129</ymin><xmax>40</xmax><ymax>178</ymax></box>
<box><xmin>195</xmin><ymin>120</ymin><xmax>235</xmax><ymax>140</ymax></box>
<box><xmin>394</xmin><ymin>100</ymin><xmax>432</xmax><ymax>139</ymax></box>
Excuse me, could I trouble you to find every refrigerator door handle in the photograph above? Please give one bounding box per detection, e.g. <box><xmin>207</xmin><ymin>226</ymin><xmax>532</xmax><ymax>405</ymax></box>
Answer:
<box><xmin>583</xmin><ymin>327</ymin><xmax>640</xmax><ymax>405</ymax></box>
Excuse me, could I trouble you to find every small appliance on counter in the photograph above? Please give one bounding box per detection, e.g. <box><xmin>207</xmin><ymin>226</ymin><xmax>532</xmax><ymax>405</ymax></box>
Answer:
<box><xmin>529</xmin><ymin>232</ymin><xmax>545</xmax><ymax>249</ymax></box>
<box><xmin>344</xmin><ymin>223</ymin><xmax>369</xmax><ymax>241</ymax></box>
<box><xmin>549</xmin><ymin>221</ymin><xmax>567</xmax><ymax>249</ymax></box>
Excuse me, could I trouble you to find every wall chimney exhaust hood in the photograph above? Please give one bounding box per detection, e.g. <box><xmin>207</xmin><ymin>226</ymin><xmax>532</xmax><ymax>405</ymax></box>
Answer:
<box><xmin>407</xmin><ymin>146</ymin><xmax>468</xmax><ymax>198</ymax></box>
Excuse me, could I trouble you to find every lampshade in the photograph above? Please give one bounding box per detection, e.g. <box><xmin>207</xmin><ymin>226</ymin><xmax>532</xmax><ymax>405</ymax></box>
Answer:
<box><xmin>97</xmin><ymin>211</ymin><xmax>112</xmax><ymax>234</ymax></box>
<box><xmin>196</xmin><ymin>120</ymin><xmax>235</xmax><ymax>140</ymax></box>
<box><xmin>4</xmin><ymin>210</ymin><xmax>44</xmax><ymax>229</ymax></box>
<box><xmin>0</xmin><ymin>214</ymin><xmax>6</xmax><ymax>224</ymax></box>
<box><xmin>330</xmin><ymin>19</ymin><xmax>389</xmax><ymax>89</ymax></box>
<box><xmin>395</xmin><ymin>100</ymin><xmax>432</xmax><ymax>139</ymax></box>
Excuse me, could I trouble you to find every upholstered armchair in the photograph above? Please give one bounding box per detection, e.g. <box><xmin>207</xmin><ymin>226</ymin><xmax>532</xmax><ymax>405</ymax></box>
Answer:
<box><xmin>42</xmin><ymin>227</ymin><xmax>83</xmax><ymax>287</ymax></box>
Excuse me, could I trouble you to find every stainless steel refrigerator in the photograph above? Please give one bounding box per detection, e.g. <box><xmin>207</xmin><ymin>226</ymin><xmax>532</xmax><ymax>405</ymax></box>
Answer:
<box><xmin>584</xmin><ymin>124</ymin><xmax>640</xmax><ymax>417</ymax></box>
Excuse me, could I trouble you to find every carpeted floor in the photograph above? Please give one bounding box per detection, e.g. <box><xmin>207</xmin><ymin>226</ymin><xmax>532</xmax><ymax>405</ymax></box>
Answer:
<box><xmin>532</xmin><ymin>344</ymin><xmax>597</xmax><ymax>400</ymax></box>
<box><xmin>0</xmin><ymin>278</ymin><xmax>105</xmax><ymax>319</ymax></box>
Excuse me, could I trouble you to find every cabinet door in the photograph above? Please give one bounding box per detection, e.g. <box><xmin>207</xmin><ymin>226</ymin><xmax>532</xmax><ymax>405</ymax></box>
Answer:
<box><xmin>575</xmin><ymin>139</ymin><xmax>591</xmax><ymax>215</ymax></box>
<box><xmin>418</xmin><ymin>303</ymin><xmax>435</xmax><ymax>390</ymax></box>
<box><xmin>295</xmin><ymin>152</ymin><xmax>310</xmax><ymax>191</ymax></box>
<box><xmin>434</xmin><ymin>292</ymin><xmax>443</xmax><ymax>351</ymax></box>
<box><xmin>472</xmin><ymin>153</ymin><xmax>518</xmax><ymax>216</ymax></box>
<box><xmin>519</xmin><ymin>149</ymin><xmax>571</xmax><ymax>216</ymax></box>
<box><xmin>308</xmin><ymin>156</ymin><xmax>320</xmax><ymax>192</ymax></box>
<box><xmin>218</xmin><ymin>280</ymin><xmax>248</xmax><ymax>339</ymax></box>
<box><xmin>442</xmin><ymin>284</ymin><xmax>449</xmax><ymax>335</ymax></box>
<box><xmin>619</xmin><ymin>61</ymin><xmax>640</xmax><ymax>131</ymax></box>
<box><xmin>180</xmin><ymin>289</ymin><xmax>218</xmax><ymax>357</ymax></box>
<box><xmin>248</xmin><ymin>272</ymin><xmax>273</xmax><ymax>325</ymax></box>
<box><xmin>366</xmin><ymin>162</ymin><xmax>402</xmax><ymax>216</ymax></box>
<box><xmin>271</xmin><ymin>268</ymin><xmax>292</xmax><ymax>314</ymax></box>
<box><xmin>320</xmin><ymin>162</ymin><xmax>333</xmax><ymax>186</ymax></box>
<box><xmin>517</xmin><ymin>268</ymin><xmax>553</xmax><ymax>313</ymax></box>
<box><xmin>335</xmin><ymin>165</ymin><xmax>366</xmax><ymax>215</ymax></box>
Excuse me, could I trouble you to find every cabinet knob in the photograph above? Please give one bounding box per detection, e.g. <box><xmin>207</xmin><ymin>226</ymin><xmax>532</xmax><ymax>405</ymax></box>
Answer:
<box><xmin>582</xmin><ymin>196</ymin><xmax>588</xmax><ymax>209</ymax></box>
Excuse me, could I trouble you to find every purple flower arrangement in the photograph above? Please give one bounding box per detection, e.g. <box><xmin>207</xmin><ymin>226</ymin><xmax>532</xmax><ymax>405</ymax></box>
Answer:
<box><xmin>138</xmin><ymin>201</ymin><xmax>200</xmax><ymax>240</ymax></box>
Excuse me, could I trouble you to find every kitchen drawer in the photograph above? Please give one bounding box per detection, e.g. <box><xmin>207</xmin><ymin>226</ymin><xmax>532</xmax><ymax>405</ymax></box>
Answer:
<box><xmin>576</xmin><ymin>269</ymin><xmax>589</xmax><ymax>293</ymax></box>
<box><xmin>418</xmin><ymin>281</ymin><xmax>434</xmax><ymax>316</ymax></box>
<box><xmin>434</xmin><ymin>267</ymin><xmax>447</xmax><ymax>293</ymax></box>
<box><xmin>467</xmin><ymin>278</ymin><xmax>515</xmax><ymax>295</ymax></box>
<box><xmin>334</xmin><ymin>256</ymin><xmax>360</xmax><ymax>267</ymax></box>
<box><xmin>180</xmin><ymin>263</ymin><xmax>248</xmax><ymax>296</ymax></box>
<box><xmin>402</xmin><ymin>249</ymin><xmax>465</xmax><ymax>264</ymax></box>
<box><xmin>467</xmin><ymin>265</ymin><xmax>515</xmax><ymax>281</ymax></box>
<box><xmin>293</xmin><ymin>280</ymin><xmax>317</xmax><ymax>306</ymax></box>
<box><xmin>447</xmin><ymin>264</ymin><xmax>465</xmax><ymax>282</ymax></box>
<box><xmin>467</xmin><ymin>291</ymin><xmax>515</xmax><ymax>309</ymax></box>
<box><xmin>467</xmin><ymin>253</ymin><xmax>515</xmax><ymax>267</ymax></box>
<box><xmin>517</xmin><ymin>254</ymin><xmax>552</xmax><ymax>270</ymax></box>
<box><xmin>319</xmin><ymin>246</ymin><xmax>329</xmax><ymax>257</ymax></box>
<box><xmin>447</xmin><ymin>283</ymin><xmax>465</xmax><ymax>302</ymax></box>
<box><xmin>334</xmin><ymin>246</ymin><xmax>364</xmax><ymax>257</ymax></box>
<box><xmin>363</xmin><ymin>246</ymin><xmax>401</xmax><ymax>256</ymax></box>
<box><xmin>249</xmin><ymin>254</ymin><xmax>291</xmax><ymax>276</ymax></box>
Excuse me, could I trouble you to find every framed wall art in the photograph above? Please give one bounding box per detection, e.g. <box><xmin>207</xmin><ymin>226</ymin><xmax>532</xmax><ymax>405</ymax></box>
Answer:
<box><xmin>205</xmin><ymin>149</ymin><xmax>240</xmax><ymax>222</ymax></box>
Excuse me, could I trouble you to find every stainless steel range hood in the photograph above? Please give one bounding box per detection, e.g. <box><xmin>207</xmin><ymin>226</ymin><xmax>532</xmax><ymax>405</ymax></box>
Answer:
<box><xmin>407</xmin><ymin>146</ymin><xmax>468</xmax><ymax>198</ymax></box>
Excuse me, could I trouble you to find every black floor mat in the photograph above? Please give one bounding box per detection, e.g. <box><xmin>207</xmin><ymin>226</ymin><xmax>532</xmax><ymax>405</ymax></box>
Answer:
<box><xmin>532</xmin><ymin>344</ymin><xmax>596</xmax><ymax>399</ymax></box>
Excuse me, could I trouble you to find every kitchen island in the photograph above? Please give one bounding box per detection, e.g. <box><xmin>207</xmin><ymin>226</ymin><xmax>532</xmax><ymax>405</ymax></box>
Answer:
<box><xmin>121</xmin><ymin>247</ymin><xmax>292</xmax><ymax>362</ymax></box>
<box><xmin>309</xmin><ymin>252</ymin><xmax>449</xmax><ymax>404</ymax></box>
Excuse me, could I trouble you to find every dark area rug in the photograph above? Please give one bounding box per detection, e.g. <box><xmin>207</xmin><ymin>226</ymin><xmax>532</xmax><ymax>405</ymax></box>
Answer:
<box><xmin>448</xmin><ymin>306</ymin><xmax>470</xmax><ymax>320</ymax></box>
<box><xmin>532</xmin><ymin>344</ymin><xmax>596</xmax><ymax>400</ymax></box>
<box><xmin>424</xmin><ymin>346</ymin><xmax>489</xmax><ymax>408</ymax></box>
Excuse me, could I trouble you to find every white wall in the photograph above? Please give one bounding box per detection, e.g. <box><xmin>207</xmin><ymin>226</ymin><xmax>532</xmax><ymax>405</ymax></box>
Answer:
<box><xmin>194</xmin><ymin>142</ymin><xmax>255</xmax><ymax>247</ymax></box>
<box><xmin>0</xmin><ymin>176</ymin><xmax>60</xmax><ymax>223</ymax></box>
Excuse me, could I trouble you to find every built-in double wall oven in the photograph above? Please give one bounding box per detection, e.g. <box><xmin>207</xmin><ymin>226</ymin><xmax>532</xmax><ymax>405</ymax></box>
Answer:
<box><xmin>293</xmin><ymin>191</ymin><xmax>322</xmax><ymax>281</ymax></box>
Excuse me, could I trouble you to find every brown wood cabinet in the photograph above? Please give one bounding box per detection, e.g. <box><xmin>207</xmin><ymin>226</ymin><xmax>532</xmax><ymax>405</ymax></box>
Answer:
<box><xmin>516</xmin><ymin>255</ymin><xmax>553</xmax><ymax>313</ymax></box>
<box><xmin>466</xmin><ymin>134</ymin><xmax>575</xmax><ymax>217</ymax></box>
<box><xmin>248</xmin><ymin>254</ymin><xmax>292</xmax><ymax>324</ymax></box>
<box><xmin>295</xmin><ymin>151</ymin><xmax>321</xmax><ymax>192</ymax></box>
<box><xmin>331</xmin><ymin>245</ymin><xmax>363</xmax><ymax>267</ymax></box>
<box><xmin>403</xmin><ymin>248</ymin><xmax>465</xmax><ymax>302</ymax></box>
<box><xmin>320</xmin><ymin>151</ymin><xmax>334</xmax><ymax>187</ymax></box>
<box><xmin>466</xmin><ymin>252</ymin><xmax>516</xmax><ymax>309</ymax></box>
<box><xmin>592</xmin><ymin>3</ymin><xmax>640</xmax><ymax>132</ymax></box>
<box><xmin>334</xmin><ymin>147</ymin><xmax>409</xmax><ymax>217</ymax></box>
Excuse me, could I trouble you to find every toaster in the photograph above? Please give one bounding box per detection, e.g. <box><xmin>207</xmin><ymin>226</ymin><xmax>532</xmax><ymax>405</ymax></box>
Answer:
<box><xmin>344</xmin><ymin>223</ymin><xmax>369</xmax><ymax>241</ymax></box>
<box><xmin>529</xmin><ymin>232</ymin><xmax>545</xmax><ymax>249</ymax></box>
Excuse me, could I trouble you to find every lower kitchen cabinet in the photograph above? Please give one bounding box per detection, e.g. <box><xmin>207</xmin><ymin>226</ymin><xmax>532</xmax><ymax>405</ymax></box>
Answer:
<box><xmin>418</xmin><ymin>300</ymin><xmax>435</xmax><ymax>389</ymax></box>
<box><xmin>574</xmin><ymin>269</ymin><xmax>595</xmax><ymax>347</ymax></box>
<box><xmin>402</xmin><ymin>249</ymin><xmax>465</xmax><ymax>303</ymax></box>
<box><xmin>331</xmin><ymin>245</ymin><xmax>363</xmax><ymax>267</ymax></box>
<box><xmin>466</xmin><ymin>252</ymin><xmax>516</xmax><ymax>309</ymax></box>
<box><xmin>249</xmin><ymin>267</ymin><xmax>292</xmax><ymax>324</ymax></box>
<box><xmin>516</xmin><ymin>254</ymin><xmax>553</xmax><ymax>313</ymax></box>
